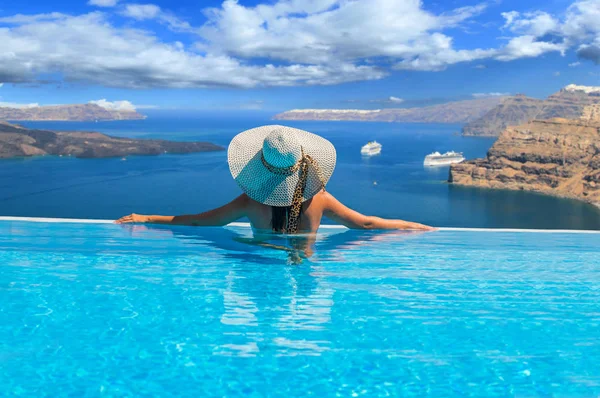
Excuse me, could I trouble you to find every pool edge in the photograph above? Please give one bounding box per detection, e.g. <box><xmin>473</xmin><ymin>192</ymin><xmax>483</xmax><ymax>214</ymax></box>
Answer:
<box><xmin>1</xmin><ymin>216</ymin><xmax>599</xmax><ymax>233</ymax></box>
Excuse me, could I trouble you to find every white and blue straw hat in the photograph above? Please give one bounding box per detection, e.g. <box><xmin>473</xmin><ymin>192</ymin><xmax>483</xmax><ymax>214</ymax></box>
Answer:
<box><xmin>227</xmin><ymin>125</ymin><xmax>336</xmax><ymax>207</ymax></box>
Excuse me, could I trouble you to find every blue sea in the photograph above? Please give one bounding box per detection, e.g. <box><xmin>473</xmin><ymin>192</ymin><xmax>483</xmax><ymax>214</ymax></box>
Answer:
<box><xmin>2</xmin><ymin>109</ymin><xmax>600</xmax><ymax>229</ymax></box>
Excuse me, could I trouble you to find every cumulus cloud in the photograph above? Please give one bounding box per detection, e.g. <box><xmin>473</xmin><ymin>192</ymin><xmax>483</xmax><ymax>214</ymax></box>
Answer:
<box><xmin>472</xmin><ymin>92</ymin><xmax>510</xmax><ymax>97</ymax></box>
<box><xmin>88</xmin><ymin>0</ymin><xmax>119</xmax><ymax>7</ymax></box>
<box><xmin>501</xmin><ymin>0</ymin><xmax>600</xmax><ymax>64</ymax></box>
<box><xmin>502</xmin><ymin>11</ymin><xmax>559</xmax><ymax>37</ymax></box>
<box><xmin>120</xmin><ymin>3</ymin><xmax>196</xmax><ymax>33</ymax></box>
<box><xmin>89</xmin><ymin>99</ymin><xmax>137</xmax><ymax>111</ymax></box>
<box><xmin>121</xmin><ymin>4</ymin><xmax>161</xmax><ymax>20</ymax></box>
<box><xmin>199</xmin><ymin>0</ymin><xmax>488</xmax><ymax>67</ymax></box>
<box><xmin>0</xmin><ymin>12</ymin><xmax>384</xmax><ymax>88</ymax></box>
<box><xmin>495</xmin><ymin>35</ymin><xmax>567</xmax><ymax>61</ymax></box>
<box><xmin>1</xmin><ymin>0</ymin><xmax>600</xmax><ymax>89</ymax></box>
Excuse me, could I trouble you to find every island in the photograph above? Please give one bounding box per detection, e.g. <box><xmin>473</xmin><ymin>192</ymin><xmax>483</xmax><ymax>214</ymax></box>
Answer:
<box><xmin>0</xmin><ymin>121</ymin><xmax>223</xmax><ymax>159</ymax></box>
<box><xmin>449</xmin><ymin>110</ymin><xmax>600</xmax><ymax>207</ymax></box>
<box><xmin>462</xmin><ymin>85</ymin><xmax>600</xmax><ymax>136</ymax></box>
<box><xmin>0</xmin><ymin>103</ymin><xmax>146</xmax><ymax>121</ymax></box>
<box><xmin>272</xmin><ymin>96</ymin><xmax>505</xmax><ymax>124</ymax></box>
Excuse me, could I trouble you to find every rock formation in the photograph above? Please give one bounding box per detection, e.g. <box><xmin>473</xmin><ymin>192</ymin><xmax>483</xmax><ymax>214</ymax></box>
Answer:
<box><xmin>272</xmin><ymin>96</ymin><xmax>505</xmax><ymax>124</ymax></box>
<box><xmin>450</xmin><ymin>118</ymin><xmax>600</xmax><ymax>207</ymax></box>
<box><xmin>463</xmin><ymin>85</ymin><xmax>600</xmax><ymax>136</ymax></box>
<box><xmin>0</xmin><ymin>103</ymin><xmax>146</xmax><ymax>121</ymax></box>
<box><xmin>0</xmin><ymin>121</ymin><xmax>223</xmax><ymax>159</ymax></box>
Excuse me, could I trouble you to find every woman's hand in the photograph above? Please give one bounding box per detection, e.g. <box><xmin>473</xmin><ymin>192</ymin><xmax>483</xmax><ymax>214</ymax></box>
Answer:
<box><xmin>115</xmin><ymin>213</ymin><xmax>150</xmax><ymax>224</ymax></box>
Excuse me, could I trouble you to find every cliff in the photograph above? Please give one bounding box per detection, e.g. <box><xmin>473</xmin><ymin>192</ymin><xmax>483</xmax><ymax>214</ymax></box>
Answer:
<box><xmin>0</xmin><ymin>104</ymin><xmax>146</xmax><ymax>121</ymax></box>
<box><xmin>0</xmin><ymin>121</ymin><xmax>223</xmax><ymax>159</ymax></box>
<box><xmin>463</xmin><ymin>85</ymin><xmax>600</xmax><ymax>136</ymax></box>
<box><xmin>272</xmin><ymin>97</ymin><xmax>505</xmax><ymax>124</ymax></box>
<box><xmin>450</xmin><ymin>118</ymin><xmax>600</xmax><ymax>207</ymax></box>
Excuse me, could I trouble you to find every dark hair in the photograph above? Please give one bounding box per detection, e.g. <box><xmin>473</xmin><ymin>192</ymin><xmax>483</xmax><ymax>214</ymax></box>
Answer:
<box><xmin>271</xmin><ymin>206</ymin><xmax>292</xmax><ymax>233</ymax></box>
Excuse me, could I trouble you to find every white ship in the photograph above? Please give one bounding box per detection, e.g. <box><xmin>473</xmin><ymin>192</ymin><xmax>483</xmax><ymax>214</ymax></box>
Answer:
<box><xmin>423</xmin><ymin>151</ymin><xmax>465</xmax><ymax>166</ymax></box>
<box><xmin>361</xmin><ymin>141</ymin><xmax>382</xmax><ymax>156</ymax></box>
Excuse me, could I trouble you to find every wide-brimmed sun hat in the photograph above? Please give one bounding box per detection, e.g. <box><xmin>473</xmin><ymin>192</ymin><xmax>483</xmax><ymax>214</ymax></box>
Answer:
<box><xmin>227</xmin><ymin>125</ymin><xmax>336</xmax><ymax>208</ymax></box>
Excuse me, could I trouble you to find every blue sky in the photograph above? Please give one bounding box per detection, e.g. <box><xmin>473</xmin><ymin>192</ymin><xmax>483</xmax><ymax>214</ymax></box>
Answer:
<box><xmin>0</xmin><ymin>0</ymin><xmax>599</xmax><ymax>112</ymax></box>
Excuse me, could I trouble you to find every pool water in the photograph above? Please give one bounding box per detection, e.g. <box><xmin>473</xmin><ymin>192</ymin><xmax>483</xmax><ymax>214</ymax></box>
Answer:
<box><xmin>1</xmin><ymin>220</ymin><xmax>600</xmax><ymax>396</ymax></box>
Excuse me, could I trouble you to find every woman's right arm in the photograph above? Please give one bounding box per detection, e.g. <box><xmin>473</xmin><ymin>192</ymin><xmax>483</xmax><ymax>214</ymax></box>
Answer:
<box><xmin>115</xmin><ymin>194</ymin><xmax>249</xmax><ymax>226</ymax></box>
<box><xmin>322</xmin><ymin>192</ymin><xmax>436</xmax><ymax>231</ymax></box>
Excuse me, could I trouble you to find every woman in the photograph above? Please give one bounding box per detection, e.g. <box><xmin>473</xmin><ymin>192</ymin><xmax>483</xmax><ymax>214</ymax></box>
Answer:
<box><xmin>116</xmin><ymin>125</ymin><xmax>435</xmax><ymax>233</ymax></box>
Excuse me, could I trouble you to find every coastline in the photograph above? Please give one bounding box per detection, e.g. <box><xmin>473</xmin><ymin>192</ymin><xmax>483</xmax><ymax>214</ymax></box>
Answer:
<box><xmin>450</xmin><ymin>179</ymin><xmax>600</xmax><ymax>211</ymax></box>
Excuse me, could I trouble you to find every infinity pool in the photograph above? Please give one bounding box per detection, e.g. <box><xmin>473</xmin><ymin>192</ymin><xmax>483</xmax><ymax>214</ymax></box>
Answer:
<box><xmin>1</xmin><ymin>219</ymin><xmax>600</xmax><ymax>396</ymax></box>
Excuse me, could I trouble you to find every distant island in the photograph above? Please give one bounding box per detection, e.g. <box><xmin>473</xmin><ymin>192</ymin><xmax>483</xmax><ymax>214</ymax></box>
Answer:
<box><xmin>0</xmin><ymin>103</ymin><xmax>146</xmax><ymax>122</ymax></box>
<box><xmin>462</xmin><ymin>85</ymin><xmax>600</xmax><ymax>136</ymax></box>
<box><xmin>0</xmin><ymin>121</ymin><xmax>223</xmax><ymax>159</ymax></box>
<box><xmin>272</xmin><ymin>96</ymin><xmax>505</xmax><ymax>124</ymax></box>
<box><xmin>450</xmin><ymin>108</ymin><xmax>600</xmax><ymax>208</ymax></box>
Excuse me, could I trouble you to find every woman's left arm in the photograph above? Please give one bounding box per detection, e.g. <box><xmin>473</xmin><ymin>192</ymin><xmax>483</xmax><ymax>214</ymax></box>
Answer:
<box><xmin>115</xmin><ymin>194</ymin><xmax>249</xmax><ymax>226</ymax></box>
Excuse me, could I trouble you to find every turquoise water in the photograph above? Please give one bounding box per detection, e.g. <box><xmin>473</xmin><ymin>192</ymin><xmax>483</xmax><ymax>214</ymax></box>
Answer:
<box><xmin>3</xmin><ymin>111</ymin><xmax>600</xmax><ymax>229</ymax></box>
<box><xmin>2</xmin><ymin>220</ymin><xmax>600</xmax><ymax>396</ymax></box>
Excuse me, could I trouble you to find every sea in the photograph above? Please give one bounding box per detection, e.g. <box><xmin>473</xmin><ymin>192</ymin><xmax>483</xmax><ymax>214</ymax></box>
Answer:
<box><xmin>2</xmin><ymin>110</ymin><xmax>600</xmax><ymax>229</ymax></box>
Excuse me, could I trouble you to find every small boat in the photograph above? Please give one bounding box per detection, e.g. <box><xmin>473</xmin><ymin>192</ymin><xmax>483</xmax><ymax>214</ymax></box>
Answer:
<box><xmin>423</xmin><ymin>151</ymin><xmax>465</xmax><ymax>166</ymax></box>
<box><xmin>361</xmin><ymin>141</ymin><xmax>382</xmax><ymax>156</ymax></box>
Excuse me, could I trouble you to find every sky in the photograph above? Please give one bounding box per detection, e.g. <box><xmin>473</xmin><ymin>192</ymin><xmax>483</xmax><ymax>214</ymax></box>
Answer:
<box><xmin>0</xmin><ymin>0</ymin><xmax>599</xmax><ymax>112</ymax></box>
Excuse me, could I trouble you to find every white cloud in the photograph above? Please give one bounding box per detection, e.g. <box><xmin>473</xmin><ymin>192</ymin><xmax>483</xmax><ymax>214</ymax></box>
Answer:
<box><xmin>389</xmin><ymin>96</ymin><xmax>404</xmax><ymax>103</ymax></box>
<box><xmin>1</xmin><ymin>0</ymin><xmax>600</xmax><ymax>89</ymax></box>
<box><xmin>88</xmin><ymin>0</ymin><xmax>119</xmax><ymax>7</ymax></box>
<box><xmin>120</xmin><ymin>4</ymin><xmax>196</xmax><ymax>33</ymax></box>
<box><xmin>562</xmin><ymin>0</ymin><xmax>600</xmax><ymax>41</ymax></box>
<box><xmin>89</xmin><ymin>99</ymin><xmax>137</xmax><ymax>111</ymax></box>
<box><xmin>569</xmin><ymin>61</ymin><xmax>582</xmax><ymax>66</ymax></box>
<box><xmin>0</xmin><ymin>12</ymin><xmax>384</xmax><ymax>88</ymax></box>
<box><xmin>502</xmin><ymin>11</ymin><xmax>559</xmax><ymax>37</ymax></box>
<box><xmin>0</xmin><ymin>102</ymin><xmax>40</xmax><ymax>109</ymax></box>
<box><xmin>500</xmin><ymin>0</ymin><xmax>600</xmax><ymax>64</ymax></box>
<box><xmin>495</xmin><ymin>35</ymin><xmax>567</xmax><ymax>61</ymax></box>
<box><xmin>121</xmin><ymin>4</ymin><xmax>161</xmax><ymax>20</ymax></box>
<box><xmin>199</xmin><ymin>0</ymin><xmax>488</xmax><ymax>66</ymax></box>
<box><xmin>0</xmin><ymin>12</ymin><xmax>68</xmax><ymax>24</ymax></box>
<box><xmin>472</xmin><ymin>92</ymin><xmax>510</xmax><ymax>97</ymax></box>
<box><xmin>0</xmin><ymin>83</ymin><xmax>3</xmax><ymax>88</ymax></box>
<box><xmin>554</xmin><ymin>71</ymin><xmax>561</xmax><ymax>76</ymax></box>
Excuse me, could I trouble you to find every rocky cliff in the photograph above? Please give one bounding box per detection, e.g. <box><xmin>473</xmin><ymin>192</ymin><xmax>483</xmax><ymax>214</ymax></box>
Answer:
<box><xmin>0</xmin><ymin>121</ymin><xmax>223</xmax><ymax>159</ymax></box>
<box><xmin>273</xmin><ymin>96</ymin><xmax>505</xmax><ymax>124</ymax></box>
<box><xmin>463</xmin><ymin>85</ymin><xmax>600</xmax><ymax>136</ymax></box>
<box><xmin>0</xmin><ymin>104</ymin><xmax>146</xmax><ymax>121</ymax></box>
<box><xmin>450</xmin><ymin>118</ymin><xmax>600</xmax><ymax>207</ymax></box>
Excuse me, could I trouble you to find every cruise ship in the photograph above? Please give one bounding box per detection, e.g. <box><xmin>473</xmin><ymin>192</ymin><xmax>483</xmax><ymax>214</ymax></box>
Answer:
<box><xmin>423</xmin><ymin>151</ymin><xmax>465</xmax><ymax>166</ymax></box>
<box><xmin>361</xmin><ymin>141</ymin><xmax>382</xmax><ymax>156</ymax></box>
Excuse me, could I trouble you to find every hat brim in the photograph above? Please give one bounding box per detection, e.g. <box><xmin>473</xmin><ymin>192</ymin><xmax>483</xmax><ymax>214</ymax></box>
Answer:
<box><xmin>228</xmin><ymin>125</ymin><xmax>336</xmax><ymax>207</ymax></box>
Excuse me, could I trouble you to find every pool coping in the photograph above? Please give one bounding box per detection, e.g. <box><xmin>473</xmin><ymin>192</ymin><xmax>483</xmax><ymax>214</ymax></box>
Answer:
<box><xmin>1</xmin><ymin>216</ymin><xmax>599</xmax><ymax>234</ymax></box>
